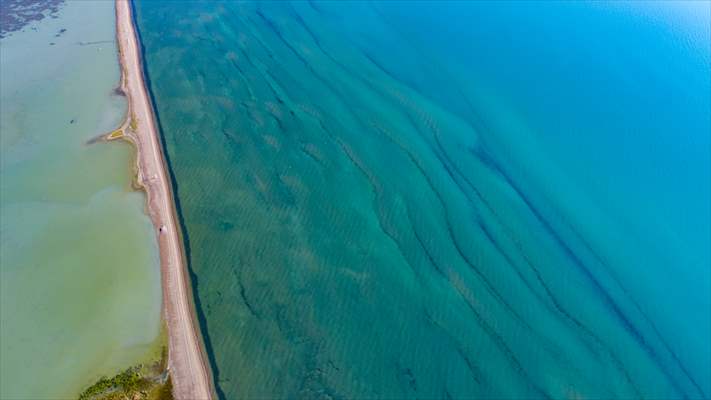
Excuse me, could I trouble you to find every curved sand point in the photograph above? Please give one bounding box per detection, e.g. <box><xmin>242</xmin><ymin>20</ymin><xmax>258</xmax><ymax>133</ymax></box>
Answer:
<box><xmin>114</xmin><ymin>1</ymin><xmax>214</xmax><ymax>398</ymax></box>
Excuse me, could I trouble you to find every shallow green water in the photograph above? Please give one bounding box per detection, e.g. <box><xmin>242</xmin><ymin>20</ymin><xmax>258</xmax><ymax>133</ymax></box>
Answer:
<box><xmin>134</xmin><ymin>1</ymin><xmax>709</xmax><ymax>398</ymax></box>
<box><xmin>0</xmin><ymin>2</ymin><xmax>162</xmax><ymax>398</ymax></box>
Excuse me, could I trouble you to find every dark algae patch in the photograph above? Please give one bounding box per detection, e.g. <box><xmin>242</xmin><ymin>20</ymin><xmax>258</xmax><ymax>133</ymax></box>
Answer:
<box><xmin>0</xmin><ymin>0</ymin><xmax>64</xmax><ymax>38</ymax></box>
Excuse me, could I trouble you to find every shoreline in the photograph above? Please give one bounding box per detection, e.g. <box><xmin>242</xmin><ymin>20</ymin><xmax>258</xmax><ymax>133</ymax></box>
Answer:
<box><xmin>113</xmin><ymin>1</ymin><xmax>213</xmax><ymax>399</ymax></box>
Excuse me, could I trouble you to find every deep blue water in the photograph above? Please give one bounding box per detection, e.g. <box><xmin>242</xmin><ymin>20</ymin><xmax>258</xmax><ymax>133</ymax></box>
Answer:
<box><xmin>133</xmin><ymin>1</ymin><xmax>710</xmax><ymax>398</ymax></box>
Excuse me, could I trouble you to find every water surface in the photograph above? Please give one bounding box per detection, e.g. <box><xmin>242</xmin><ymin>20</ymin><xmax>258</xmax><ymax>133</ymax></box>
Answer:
<box><xmin>134</xmin><ymin>1</ymin><xmax>710</xmax><ymax>398</ymax></box>
<box><xmin>1</xmin><ymin>2</ymin><xmax>162</xmax><ymax>398</ymax></box>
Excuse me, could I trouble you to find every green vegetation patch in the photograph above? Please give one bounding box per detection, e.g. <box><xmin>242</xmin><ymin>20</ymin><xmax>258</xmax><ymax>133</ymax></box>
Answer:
<box><xmin>155</xmin><ymin>377</ymin><xmax>173</xmax><ymax>400</ymax></box>
<box><xmin>129</xmin><ymin>113</ymin><xmax>138</xmax><ymax>132</ymax></box>
<box><xmin>107</xmin><ymin>129</ymin><xmax>123</xmax><ymax>140</ymax></box>
<box><xmin>78</xmin><ymin>368</ymin><xmax>150</xmax><ymax>400</ymax></box>
<box><xmin>78</xmin><ymin>346</ymin><xmax>173</xmax><ymax>400</ymax></box>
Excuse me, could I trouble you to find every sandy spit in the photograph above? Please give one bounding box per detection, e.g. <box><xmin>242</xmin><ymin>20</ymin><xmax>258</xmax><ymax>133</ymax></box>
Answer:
<box><xmin>114</xmin><ymin>1</ymin><xmax>214</xmax><ymax>398</ymax></box>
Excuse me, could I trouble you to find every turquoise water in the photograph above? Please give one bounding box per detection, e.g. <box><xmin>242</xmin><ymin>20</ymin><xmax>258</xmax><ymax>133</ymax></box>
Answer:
<box><xmin>1</xmin><ymin>2</ymin><xmax>162</xmax><ymax>398</ymax></box>
<box><xmin>133</xmin><ymin>1</ymin><xmax>710</xmax><ymax>398</ymax></box>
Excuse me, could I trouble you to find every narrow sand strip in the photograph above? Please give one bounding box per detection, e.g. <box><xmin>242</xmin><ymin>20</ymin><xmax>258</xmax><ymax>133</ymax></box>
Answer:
<box><xmin>115</xmin><ymin>1</ymin><xmax>213</xmax><ymax>398</ymax></box>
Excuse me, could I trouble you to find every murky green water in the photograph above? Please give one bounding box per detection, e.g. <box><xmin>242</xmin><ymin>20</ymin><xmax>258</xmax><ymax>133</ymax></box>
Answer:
<box><xmin>1</xmin><ymin>2</ymin><xmax>162</xmax><ymax>398</ymax></box>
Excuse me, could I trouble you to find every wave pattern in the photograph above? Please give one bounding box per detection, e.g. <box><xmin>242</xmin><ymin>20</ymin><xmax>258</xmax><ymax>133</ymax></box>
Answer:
<box><xmin>133</xmin><ymin>2</ymin><xmax>710</xmax><ymax>399</ymax></box>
